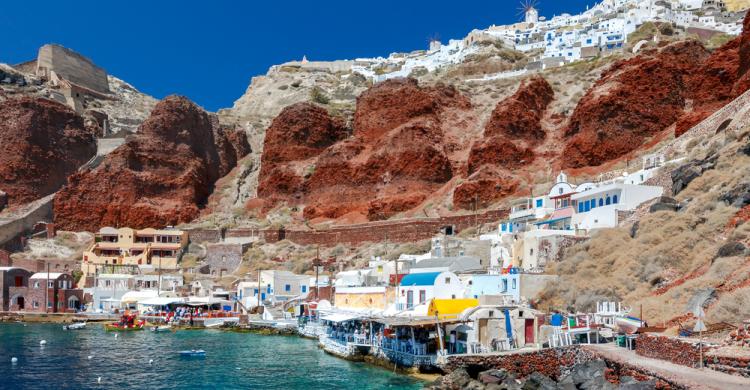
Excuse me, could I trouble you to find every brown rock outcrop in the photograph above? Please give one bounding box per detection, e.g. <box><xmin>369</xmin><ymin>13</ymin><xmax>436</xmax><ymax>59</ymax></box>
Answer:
<box><xmin>54</xmin><ymin>96</ymin><xmax>250</xmax><ymax>231</ymax></box>
<box><xmin>463</xmin><ymin>76</ymin><xmax>551</xmax><ymax>184</ymax></box>
<box><xmin>562</xmin><ymin>41</ymin><xmax>708</xmax><ymax>168</ymax></box>
<box><xmin>467</xmin><ymin>137</ymin><xmax>534</xmax><ymax>175</ymax></box>
<box><xmin>738</xmin><ymin>11</ymin><xmax>750</xmax><ymax>78</ymax></box>
<box><xmin>483</xmin><ymin>76</ymin><xmax>554</xmax><ymax>143</ymax></box>
<box><xmin>0</xmin><ymin>97</ymin><xmax>97</xmax><ymax>207</ymax></box>
<box><xmin>257</xmin><ymin>103</ymin><xmax>348</xmax><ymax>205</ymax></box>
<box><xmin>256</xmin><ymin>78</ymin><xmax>470</xmax><ymax>221</ymax></box>
<box><xmin>453</xmin><ymin>167</ymin><xmax>519</xmax><ymax>210</ymax></box>
<box><xmin>353</xmin><ymin>78</ymin><xmax>470</xmax><ymax>141</ymax></box>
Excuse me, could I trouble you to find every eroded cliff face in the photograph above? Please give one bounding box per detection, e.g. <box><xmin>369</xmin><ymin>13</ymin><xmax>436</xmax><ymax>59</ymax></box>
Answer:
<box><xmin>256</xmin><ymin>78</ymin><xmax>471</xmax><ymax>221</ymax></box>
<box><xmin>563</xmin><ymin>19</ymin><xmax>750</xmax><ymax>168</ymax></box>
<box><xmin>0</xmin><ymin>97</ymin><xmax>97</xmax><ymax>207</ymax></box>
<box><xmin>53</xmin><ymin>96</ymin><xmax>250</xmax><ymax>231</ymax></box>
<box><xmin>252</xmin><ymin>26</ymin><xmax>750</xmax><ymax>221</ymax></box>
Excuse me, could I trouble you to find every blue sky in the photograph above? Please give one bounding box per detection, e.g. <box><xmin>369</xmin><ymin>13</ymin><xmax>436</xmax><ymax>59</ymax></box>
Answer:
<box><xmin>1</xmin><ymin>0</ymin><xmax>593</xmax><ymax>111</ymax></box>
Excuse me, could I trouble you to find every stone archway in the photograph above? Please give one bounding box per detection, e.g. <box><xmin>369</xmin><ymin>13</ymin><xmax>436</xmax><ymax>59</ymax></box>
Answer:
<box><xmin>67</xmin><ymin>295</ymin><xmax>80</xmax><ymax>311</ymax></box>
<box><xmin>11</xmin><ymin>293</ymin><xmax>26</xmax><ymax>310</ymax></box>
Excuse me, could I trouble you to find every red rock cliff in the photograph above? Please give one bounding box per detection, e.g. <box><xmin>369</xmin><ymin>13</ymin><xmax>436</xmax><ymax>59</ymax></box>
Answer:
<box><xmin>256</xmin><ymin>78</ymin><xmax>471</xmax><ymax>221</ymax></box>
<box><xmin>0</xmin><ymin>97</ymin><xmax>96</xmax><ymax>207</ymax></box>
<box><xmin>53</xmin><ymin>96</ymin><xmax>250</xmax><ymax>231</ymax></box>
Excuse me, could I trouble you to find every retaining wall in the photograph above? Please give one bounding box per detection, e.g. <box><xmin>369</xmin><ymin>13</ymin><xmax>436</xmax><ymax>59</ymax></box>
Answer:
<box><xmin>440</xmin><ymin>346</ymin><xmax>595</xmax><ymax>380</ymax></box>
<box><xmin>637</xmin><ymin>334</ymin><xmax>750</xmax><ymax>378</ymax></box>
<box><xmin>0</xmin><ymin>194</ymin><xmax>54</xmax><ymax>251</ymax></box>
<box><xmin>635</xmin><ymin>334</ymin><xmax>706</xmax><ymax>368</ymax></box>
<box><xmin>187</xmin><ymin>209</ymin><xmax>508</xmax><ymax>246</ymax></box>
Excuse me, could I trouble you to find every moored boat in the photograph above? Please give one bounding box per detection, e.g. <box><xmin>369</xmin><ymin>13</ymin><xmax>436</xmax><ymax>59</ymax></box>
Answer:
<box><xmin>615</xmin><ymin>316</ymin><xmax>644</xmax><ymax>335</ymax></box>
<box><xmin>151</xmin><ymin>324</ymin><xmax>173</xmax><ymax>332</ymax></box>
<box><xmin>63</xmin><ymin>322</ymin><xmax>86</xmax><ymax>330</ymax></box>
<box><xmin>105</xmin><ymin>313</ymin><xmax>146</xmax><ymax>331</ymax></box>
<box><xmin>178</xmin><ymin>349</ymin><xmax>206</xmax><ymax>357</ymax></box>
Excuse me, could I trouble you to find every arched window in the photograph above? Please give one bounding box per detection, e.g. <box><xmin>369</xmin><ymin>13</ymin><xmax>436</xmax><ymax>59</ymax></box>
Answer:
<box><xmin>613</xmin><ymin>195</ymin><xmax>619</xmax><ymax>204</ymax></box>
<box><xmin>606</xmin><ymin>196</ymin><xmax>611</xmax><ymax>205</ymax></box>
<box><xmin>599</xmin><ymin>198</ymin><xmax>604</xmax><ymax>207</ymax></box>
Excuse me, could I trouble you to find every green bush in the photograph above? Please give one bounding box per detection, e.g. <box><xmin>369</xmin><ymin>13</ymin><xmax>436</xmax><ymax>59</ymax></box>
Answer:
<box><xmin>310</xmin><ymin>86</ymin><xmax>330</xmax><ymax>104</ymax></box>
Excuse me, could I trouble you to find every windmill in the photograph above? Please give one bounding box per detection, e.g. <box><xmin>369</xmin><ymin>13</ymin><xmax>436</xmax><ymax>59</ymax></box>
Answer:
<box><xmin>518</xmin><ymin>0</ymin><xmax>539</xmax><ymax>24</ymax></box>
<box><xmin>427</xmin><ymin>33</ymin><xmax>442</xmax><ymax>51</ymax></box>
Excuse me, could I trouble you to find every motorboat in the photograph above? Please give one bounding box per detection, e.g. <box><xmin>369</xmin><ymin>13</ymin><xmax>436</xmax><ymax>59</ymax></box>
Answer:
<box><xmin>178</xmin><ymin>349</ymin><xmax>206</xmax><ymax>357</ymax></box>
<box><xmin>63</xmin><ymin>322</ymin><xmax>86</xmax><ymax>330</ymax></box>
<box><xmin>105</xmin><ymin>313</ymin><xmax>146</xmax><ymax>331</ymax></box>
<box><xmin>151</xmin><ymin>324</ymin><xmax>173</xmax><ymax>332</ymax></box>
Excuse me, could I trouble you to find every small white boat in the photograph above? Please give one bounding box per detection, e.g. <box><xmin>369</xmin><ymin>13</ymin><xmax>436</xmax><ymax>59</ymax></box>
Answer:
<box><xmin>151</xmin><ymin>325</ymin><xmax>173</xmax><ymax>332</ymax></box>
<box><xmin>178</xmin><ymin>349</ymin><xmax>206</xmax><ymax>357</ymax></box>
<box><xmin>63</xmin><ymin>322</ymin><xmax>86</xmax><ymax>330</ymax></box>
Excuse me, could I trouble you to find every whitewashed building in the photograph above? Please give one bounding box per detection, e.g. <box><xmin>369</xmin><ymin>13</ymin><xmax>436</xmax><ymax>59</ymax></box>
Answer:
<box><xmin>397</xmin><ymin>271</ymin><xmax>465</xmax><ymax>312</ymax></box>
<box><xmin>571</xmin><ymin>179</ymin><xmax>663</xmax><ymax>231</ymax></box>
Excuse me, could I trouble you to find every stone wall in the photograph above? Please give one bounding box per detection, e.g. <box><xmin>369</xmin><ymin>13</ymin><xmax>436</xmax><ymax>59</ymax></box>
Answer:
<box><xmin>537</xmin><ymin>235</ymin><xmax>588</xmax><ymax>266</ymax></box>
<box><xmin>0</xmin><ymin>257</ymin><xmax>80</xmax><ymax>273</ymax></box>
<box><xmin>706</xmin><ymin>353</ymin><xmax>750</xmax><ymax>378</ymax></box>
<box><xmin>187</xmin><ymin>209</ymin><xmax>508</xmax><ymax>247</ymax></box>
<box><xmin>96</xmin><ymin>138</ymin><xmax>125</xmax><ymax>155</ymax></box>
<box><xmin>637</xmin><ymin>334</ymin><xmax>750</xmax><ymax>378</ymax></box>
<box><xmin>36</xmin><ymin>44</ymin><xmax>109</xmax><ymax>94</ymax></box>
<box><xmin>635</xmin><ymin>334</ymin><xmax>707</xmax><ymax>368</ymax></box>
<box><xmin>440</xmin><ymin>346</ymin><xmax>596</xmax><ymax>380</ymax></box>
<box><xmin>203</xmin><ymin>242</ymin><xmax>251</xmax><ymax>277</ymax></box>
<box><xmin>0</xmin><ymin>194</ymin><xmax>55</xmax><ymax>251</ymax></box>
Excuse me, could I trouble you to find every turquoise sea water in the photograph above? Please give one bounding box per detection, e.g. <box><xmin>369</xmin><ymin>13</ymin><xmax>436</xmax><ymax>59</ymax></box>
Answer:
<box><xmin>0</xmin><ymin>323</ymin><xmax>425</xmax><ymax>390</ymax></box>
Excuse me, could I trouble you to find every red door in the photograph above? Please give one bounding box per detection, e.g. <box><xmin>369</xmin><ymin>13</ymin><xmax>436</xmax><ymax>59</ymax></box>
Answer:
<box><xmin>525</xmin><ymin>319</ymin><xmax>535</xmax><ymax>344</ymax></box>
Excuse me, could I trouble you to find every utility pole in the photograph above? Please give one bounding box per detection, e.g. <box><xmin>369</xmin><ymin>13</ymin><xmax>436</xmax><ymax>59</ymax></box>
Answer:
<box><xmin>256</xmin><ymin>268</ymin><xmax>262</xmax><ymax>311</ymax></box>
<box><xmin>45</xmin><ymin>263</ymin><xmax>49</xmax><ymax>314</ymax></box>
<box><xmin>314</xmin><ymin>246</ymin><xmax>320</xmax><ymax>301</ymax></box>
<box><xmin>157</xmin><ymin>255</ymin><xmax>162</xmax><ymax>296</ymax></box>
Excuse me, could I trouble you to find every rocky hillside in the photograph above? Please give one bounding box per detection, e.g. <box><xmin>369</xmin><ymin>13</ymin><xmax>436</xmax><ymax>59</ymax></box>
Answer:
<box><xmin>0</xmin><ymin>97</ymin><xmax>97</xmax><ymax>207</ymax></box>
<box><xmin>214</xmin><ymin>13</ymin><xmax>750</xmax><ymax>227</ymax></box>
<box><xmin>53</xmin><ymin>96</ymin><xmax>250</xmax><ymax>231</ymax></box>
<box><xmin>540</xmin><ymin>108</ymin><xmax>750</xmax><ymax>325</ymax></box>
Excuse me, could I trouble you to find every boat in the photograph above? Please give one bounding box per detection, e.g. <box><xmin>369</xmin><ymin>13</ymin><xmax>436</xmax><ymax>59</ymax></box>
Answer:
<box><xmin>105</xmin><ymin>313</ymin><xmax>146</xmax><ymax>331</ymax></box>
<box><xmin>178</xmin><ymin>349</ymin><xmax>206</xmax><ymax>357</ymax></box>
<box><xmin>63</xmin><ymin>322</ymin><xmax>86</xmax><ymax>330</ymax></box>
<box><xmin>151</xmin><ymin>324</ymin><xmax>173</xmax><ymax>332</ymax></box>
<box><xmin>615</xmin><ymin>316</ymin><xmax>644</xmax><ymax>335</ymax></box>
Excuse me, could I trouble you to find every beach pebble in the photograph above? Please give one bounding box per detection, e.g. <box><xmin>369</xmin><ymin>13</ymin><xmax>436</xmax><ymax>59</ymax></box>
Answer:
<box><xmin>11</xmin><ymin>357</ymin><xmax>18</xmax><ymax>364</ymax></box>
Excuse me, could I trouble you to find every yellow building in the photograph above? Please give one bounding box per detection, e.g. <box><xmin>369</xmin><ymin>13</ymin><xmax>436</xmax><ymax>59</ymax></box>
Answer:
<box><xmin>334</xmin><ymin>286</ymin><xmax>395</xmax><ymax>311</ymax></box>
<box><xmin>81</xmin><ymin>227</ymin><xmax>188</xmax><ymax>283</ymax></box>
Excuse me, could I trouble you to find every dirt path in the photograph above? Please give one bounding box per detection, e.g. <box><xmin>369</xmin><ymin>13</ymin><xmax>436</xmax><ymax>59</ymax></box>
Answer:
<box><xmin>585</xmin><ymin>343</ymin><xmax>750</xmax><ymax>390</ymax></box>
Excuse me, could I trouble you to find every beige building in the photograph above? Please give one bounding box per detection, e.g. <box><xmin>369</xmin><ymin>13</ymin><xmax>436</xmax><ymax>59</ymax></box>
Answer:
<box><xmin>81</xmin><ymin>227</ymin><xmax>188</xmax><ymax>284</ymax></box>
<box><xmin>334</xmin><ymin>286</ymin><xmax>395</xmax><ymax>312</ymax></box>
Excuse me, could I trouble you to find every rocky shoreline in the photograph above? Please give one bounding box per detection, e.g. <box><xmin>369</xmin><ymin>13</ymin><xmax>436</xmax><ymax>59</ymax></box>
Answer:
<box><xmin>428</xmin><ymin>360</ymin><xmax>659</xmax><ymax>390</ymax></box>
